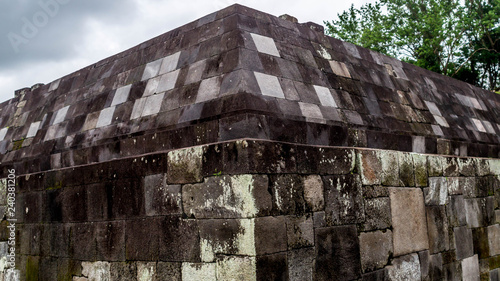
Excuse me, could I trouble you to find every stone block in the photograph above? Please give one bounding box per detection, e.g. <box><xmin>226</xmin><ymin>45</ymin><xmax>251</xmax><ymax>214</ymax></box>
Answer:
<box><xmin>386</xmin><ymin>253</ymin><xmax>421</xmax><ymax>281</ymax></box>
<box><xmin>472</xmin><ymin>227</ymin><xmax>490</xmax><ymax>259</ymax></box>
<box><xmin>181</xmin><ymin>263</ymin><xmax>216</xmax><ymax>281</ymax></box>
<box><xmin>256</xmin><ymin>253</ymin><xmax>288</xmax><ymax>281</ymax></box>
<box><xmin>95</xmin><ymin>221</ymin><xmax>125</xmax><ymax>261</ymax></box>
<box><xmin>428</xmin><ymin>253</ymin><xmax>444</xmax><ymax>280</ymax></box>
<box><xmin>314</xmin><ymin>85</ymin><xmax>337</xmax><ymax>107</ymax></box>
<box><xmin>296</xmin><ymin>145</ymin><xmax>355</xmax><ymax>175</ymax></box>
<box><xmin>426</xmin><ymin>206</ymin><xmax>450</xmax><ymax>254</ymax></box>
<box><xmin>488</xmin><ymin>225</ymin><xmax>500</xmax><ymax>256</ymax></box>
<box><xmin>412</xmin><ymin>154</ymin><xmax>428</xmax><ymax>186</ymax></box>
<box><xmin>58</xmin><ymin>258</ymin><xmax>82</xmax><ymax>281</ymax></box>
<box><xmin>425</xmin><ymin>177</ymin><xmax>448</xmax><ymax>205</ymax></box>
<box><xmin>254</xmin><ymin>71</ymin><xmax>285</xmax><ymax>98</ymax></box>
<box><xmin>443</xmin><ymin>157</ymin><xmax>460</xmax><ymax>176</ymax></box>
<box><xmin>462</xmin><ymin>255</ymin><xmax>480</xmax><ymax>281</ymax></box>
<box><xmin>285</xmin><ymin>215</ymin><xmax>314</xmax><ymax>249</ymax></box>
<box><xmin>454</xmin><ymin>226</ymin><xmax>474</xmax><ymax>260</ymax></box>
<box><xmin>315</xmin><ymin>225</ymin><xmax>361</xmax><ymax>280</ymax></box>
<box><xmin>143</xmin><ymin>174</ymin><xmax>181</xmax><ymax>216</ymax></box>
<box><xmin>427</xmin><ymin>156</ymin><xmax>443</xmax><ymax>176</ymax></box>
<box><xmin>156</xmin><ymin>262</ymin><xmax>181</xmax><ymax>281</ymax></box>
<box><xmin>183</xmin><ymin>174</ymin><xmax>271</xmax><ymax>218</ymax></box>
<box><xmin>137</xmin><ymin>262</ymin><xmax>156</xmax><ymax>281</ymax></box>
<box><xmin>447</xmin><ymin>195</ymin><xmax>467</xmax><ymax>227</ymax></box>
<box><xmin>81</xmin><ymin>261</ymin><xmax>111</xmax><ymax>281</ymax></box>
<box><xmin>288</xmin><ymin>248</ymin><xmax>314</xmax><ymax>281</ymax></box>
<box><xmin>398</xmin><ymin>152</ymin><xmax>415</xmax><ymax>186</ymax></box>
<box><xmin>359</xmin><ymin>230</ymin><xmax>393</xmax><ymax>272</ymax></box>
<box><xmin>69</xmin><ymin>223</ymin><xmax>96</xmax><ymax>260</ymax></box>
<box><xmin>198</xmin><ymin>219</ymin><xmax>255</xmax><ymax>261</ymax></box>
<box><xmin>159</xmin><ymin>51</ymin><xmax>181</xmax><ymax>75</ymax></box>
<box><xmin>250</xmin><ymin>33</ymin><xmax>280</xmax><ymax>57</ymax></box>
<box><xmin>157</xmin><ymin>69</ymin><xmax>180</xmax><ymax>92</ymax></box>
<box><xmin>196</xmin><ymin>76</ymin><xmax>220</xmax><ymax>103</ymax></box>
<box><xmin>254</xmin><ymin>216</ymin><xmax>286</xmax><ymax>255</ymax></box>
<box><xmin>389</xmin><ymin>187</ymin><xmax>429</xmax><ymax>256</ymax></box>
<box><xmin>323</xmin><ymin>175</ymin><xmax>365</xmax><ymax>225</ymax></box>
<box><xmin>216</xmin><ymin>256</ymin><xmax>256</xmax><ymax>281</ymax></box>
<box><xmin>358</xmin><ymin>150</ymin><xmax>400</xmax><ymax>186</ymax></box>
<box><xmin>303</xmin><ymin>175</ymin><xmax>324</xmax><ymax>212</ymax></box>
<box><xmin>363</xmin><ymin>197</ymin><xmax>392</xmax><ymax>231</ymax></box>
<box><xmin>126</xmin><ymin>218</ymin><xmax>159</xmax><ymax>260</ymax></box>
<box><xmin>159</xmin><ymin>216</ymin><xmax>200</xmax><ymax>262</ymax></box>
<box><xmin>458</xmin><ymin>158</ymin><xmax>477</xmax><ymax>176</ymax></box>
<box><xmin>167</xmin><ymin>146</ymin><xmax>203</xmax><ymax>184</ymax></box>
<box><xmin>465</xmin><ymin>198</ymin><xmax>484</xmax><ymax>228</ymax></box>
<box><xmin>110</xmin><ymin>262</ymin><xmax>136</xmax><ymax>281</ymax></box>
<box><xmin>269</xmin><ymin>174</ymin><xmax>305</xmax><ymax>215</ymax></box>
<box><xmin>111</xmin><ymin>84</ymin><xmax>131</xmax><ymax>106</ymax></box>
<box><xmin>418</xmin><ymin>250</ymin><xmax>430</xmax><ymax>279</ymax></box>
<box><xmin>142</xmin><ymin>58</ymin><xmax>162</xmax><ymax>81</ymax></box>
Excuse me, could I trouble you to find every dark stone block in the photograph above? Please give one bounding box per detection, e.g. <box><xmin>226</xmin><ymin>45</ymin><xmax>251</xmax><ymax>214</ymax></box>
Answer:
<box><xmin>157</xmin><ymin>262</ymin><xmax>182</xmax><ymax>280</ymax></box>
<box><xmin>69</xmin><ymin>222</ymin><xmax>95</xmax><ymax>260</ymax></box>
<box><xmin>109</xmin><ymin>178</ymin><xmax>144</xmax><ymax>219</ymax></box>
<box><xmin>254</xmin><ymin>216</ymin><xmax>287</xmax><ymax>255</ymax></box>
<box><xmin>256</xmin><ymin>253</ymin><xmax>289</xmax><ymax>281</ymax></box>
<box><xmin>267</xmin><ymin>116</ymin><xmax>307</xmax><ymax>144</ymax></box>
<box><xmin>41</xmin><ymin>223</ymin><xmax>70</xmax><ymax>258</ymax></box>
<box><xmin>454</xmin><ymin>226</ymin><xmax>474</xmax><ymax>260</ymax></box>
<box><xmin>472</xmin><ymin>227</ymin><xmax>490</xmax><ymax>259</ymax></box>
<box><xmin>45</xmin><ymin>189</ymin><xmax>63</xmax><ymax>222</ymax></box>
<box><xmin>159</xmin><ymin>216</ymin><xmax>200</xmax><ymax>262</ymax></box>
<box><xmin>315</xmin><ymin>225</ymin><xmax>361</xmax><ymax>280</ymax></box>
<box><xmin>126</xmin><ymin>217</ymin><xmax>159</xmax><ymax>260</ymax></box>
<box><xmin>86</xmin><ymin>182</ymin><xmax>109</xmax><ymax>221</ymax></box>
<box><xmin>57</xmin><ymin>258</ymin><xmax>83</xmax><ymax>281</ymax></box>
<box><xmin>269</xmin><ymin>174</ymin><xmax>305</xmax><ymax>215</ymax></box>
<box><xmin>61</xmin><ymin>185</ymin><xmax>87</xmax><ymax>222</ymax></box>
<box><xmin>426</xmin><ymin>206</ymin><xmax>450</xmax><ymax>254</ymax></box>
<box><xmin>95</xmin><ymin>221</ymin><xmax>126</xmax><ymax>261</ymax></box>
<box><xmin>296</xmin><ymin>145</ymin><xmax>354</xmax><ymax>175</ymax></box>
<box><xmin>24</xmin><ymin>191</ymin><xmax>42</xmax><ymax>223</ymax></box>
<box><xmin>323</xmin><ymin>175</ymin><xmax>365</xmax><ymax>225</ymax></box>
<box><xmin>144</xmin><ymin>174</ymin><xmax>182</xmax><ymax>216</ymax></box>
<box><xmin>428</xmin><ymin>254</ymin><xmax>444</xmax><ymax>280</ymax></box>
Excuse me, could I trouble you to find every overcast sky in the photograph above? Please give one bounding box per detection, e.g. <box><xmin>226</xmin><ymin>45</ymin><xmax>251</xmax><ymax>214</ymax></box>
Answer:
<box><xmin>0</xmin><ymin>0</ymin><xmax>376</xmax><ymax>103</ymax></box>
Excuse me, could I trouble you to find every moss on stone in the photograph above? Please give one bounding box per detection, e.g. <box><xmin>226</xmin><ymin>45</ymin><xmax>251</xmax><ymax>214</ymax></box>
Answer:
<box><xmin>26</xmin><ymin>256</ymin><xmax>39</xmax><ymax>281</ymax></box>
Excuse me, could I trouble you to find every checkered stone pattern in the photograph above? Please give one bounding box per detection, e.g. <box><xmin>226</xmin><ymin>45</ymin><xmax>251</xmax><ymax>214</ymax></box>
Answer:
<box><xmin>0</xmin><ymin>3</ymin><xmax>498</xmax><ymax>170</ymax></box>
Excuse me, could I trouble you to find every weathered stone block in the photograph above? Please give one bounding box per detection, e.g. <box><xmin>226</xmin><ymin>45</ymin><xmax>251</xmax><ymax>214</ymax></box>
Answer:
<box><xmin>458</xmin><ymin>158</ymin><xmax>477</xmax><ymax>176</ymax></box>
<box><xmin>69</xmin><ymin>223</ymin><xmax>96</xmax><ymax>260</ymax></box>
<box><xmin>199</xmin><ymin>218</ymin><xmax>255</xmax><ymax>261</ymax></box>
<box><xmin>167</xmin><ymin>146</ymin><xmax>203</xmax><ymax>184</ymax></box>
<box><xmin>216</xmin><ymin>256</ymin><xmax>256</xmax><ymax>281</ymax></box>
<box><xmin>315</xmin><ymin>225</ymin><xmax>361</xmax><ymax>280</ymax></box>
<box><xmin>285</xmin><ymin>215</ymin><xmax>314</xmax><ymax>249</ymax></box>
<box><xmin>462</xmin><ymin>255</ymin><xmax>480</xmax><ymax>281</ymax></box>
<box><xmin>418</xmin><ymin>250</ymin><xmax>430</xmax><ymax>279</ymax></box>
<box><xmin>361</xmin><ymin>268</ymin><xmax>387</xmax><ymax>281</ymax></box>
<box><xmin>143</xmin><ymin>174</ymin><xmax>181</xmax><ymax>216</ymax></box>
<box><xmin>363</xmin><ymin>197</ymin><xmax>392</xmax><ymax>231</ymax></box>
<box><xmin>448</xmin><ymin>195</ymin><xmax>467</xmax><ymax>227</ymax></box>
<box><xmin>386</xmin><ymin>253</ymin><xmax>421</xmax><ymax>281</ymax></box>
<box><xmin>110</xmin><ymin>262</ymin><xmax>136</xmax><ymax>281</ymax></box>
<box><xmin>359</xmin><ymin>230</ymin><xmax>393</xmax><ymax>272</ymax></box>
<box><xmin>427</xmin><ymin>156</ymin><xmax>443</xmax><ymax>176</ymax></box>
<box><xmin>454</xmin><ymin>226</ymin><xmax>474</xmax><ymax>260</ymax></box>
<box><xmin>288</xmin><ymin>248</ymin><xmax>314</xmax><ymax>281</ymax></box>
<box><xmin>465</xmin><ymin>198</ymin><xmax>484</xmax><ymax>227</ymax></box>
<box><xmin>412</xmin><ymin>154</ymin><xmax>428</xmax><ymax>187</ymax></box>
<box><xmin>157</xmin><ymin>262</ymin><xmax>181</xmax><ymax>281</ymax></box>
<box><xmin>183</xmin><ymin>174</ymin><xmax>271</xmax><ymax>218</ymax></box>
<box><xmin>488</xmin><ymin>225</ymin><xmax>500</xmax><ymax>256</ymax></box>
<box><xmin>447</xmin><ymin>177</ymin><xmax>462</xmax><ymax>195</ymax></box>
<box><xmin>425</xmin><ymin>177</ymin><xmax>448</xmax><ymax>205</ymax></box>
<box><xmin>254</xmin><ymin>216</ymin><xmax>286</xmax><ymax>255</ymax></box>
<box><xmin>303</xmin><ymin>175</ymin><xmax>324</xmax><ymax>212</ymax></box>
<box><xmin>159</xmin><ymin>216</ymin><xmax>200</xmax><ymax>262</ymax></box>
<box><xmin>269</xmin><ymin>174</ymin><xmax>305</xmax><ymax>215</ymax></box>
<box><xmin>399</xmin><ymin>152</ymin><xmax>415</xmax><ymax>186</ymax></box>
<box><xmin>443</xmin><ymin>261</ymin><xmax>462</xmax><ymax>281</ymax></box>
<box><xmin>426</xmin><ymin>205</ymin><xmax>450</xmax><ymax>254</ymax></box>
<box><xmin>126</xmin><ymin>218</ymin><xmax>159</xmax><ymax>260</ymax></box>
<box><xmin>256</xmin><ymin>253</ymin><xmax>288</xmax><ymax>281</ymax></box>
<box><xmin>472</xmin><ymin>227</ymin><xmax>490</xmax><ymax>259</ymax></box>
<box><xmin>389</xmin><ymin>187</ymin><xmax>429</xmax><ymax>256</ymax></box>
<box><xmin>95</xmin><ymin>221</ymin><xmax>125</xmax><ymax>261</ymax></box>
<box><xmin>181</xmin><ymin>263</ymin><xmax>216</xmax><ymax>281</ymax></box>
<box><xmin>443</xmin><ymin>157</ymin><xmax>460</xmax><ymax>176</ymax></box>
<box><xmin>428</xmin><ymin>253</ymin><xmax>444</xmax><ymax>280</ymax></box>
<box><xmin>81</xmin><ymin>261</ymin><xmax>111</xmax><ymax>281</ymax></box>
<box><xmin>358</xmin><ymin>150</ymin><xmax>400</xmax><ymax>186</ymax></box>
<box><xmin>297</xmin><ymin>146</ymin><xmax>355</xmax><ymax>175</ymax></box>
<box><xmin>363</xmin><ymin>185</ymin><xmax>389</xmax><ymax>198</ymax></box>
<box><xmin>323</xmin><ymin>174</ymin><xmax>365</xmax><ymax>225</ymax></box>
<box><xmin>137</xmin><ymin>262</ymin><xmax>156</xmax><ymax>281</ymax></box>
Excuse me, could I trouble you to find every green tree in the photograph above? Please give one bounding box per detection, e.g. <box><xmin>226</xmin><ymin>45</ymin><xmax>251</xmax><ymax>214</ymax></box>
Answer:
<box><xmin>324</xmin><ymin>0</ymin><xmax>500</xmax><ymax>91</ymax></box>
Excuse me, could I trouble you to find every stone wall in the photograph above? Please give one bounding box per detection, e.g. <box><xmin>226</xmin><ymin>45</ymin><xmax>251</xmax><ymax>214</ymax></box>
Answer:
<box><xmin>7</xmin><ymin>139</ymin><xmax>500</xmax><ymax>280</ymax></box>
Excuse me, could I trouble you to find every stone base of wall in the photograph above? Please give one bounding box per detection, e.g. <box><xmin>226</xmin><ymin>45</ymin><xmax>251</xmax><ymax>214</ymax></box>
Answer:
<box><xmin>1</xmin><ymin>139</ymin><xmax>499</xmax><ymax>280</ymax></box>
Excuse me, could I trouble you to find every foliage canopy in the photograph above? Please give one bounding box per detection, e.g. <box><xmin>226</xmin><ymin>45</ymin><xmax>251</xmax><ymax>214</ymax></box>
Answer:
<box><xmin>325</xmin><ymin>0</ymin><xmax>500</xmax><ymax>92</ymax></box>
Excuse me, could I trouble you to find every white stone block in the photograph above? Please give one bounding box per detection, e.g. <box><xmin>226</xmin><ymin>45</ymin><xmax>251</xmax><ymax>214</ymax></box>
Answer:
<box><xmin>141</xmin><ymin>58</ymin><xmax>163</xmax><ymax>81</ymax></box>
<box><xmin>142</xmin><ymin>93</ymin><xmax>165</xmax><ymax>117</ymax></box>
<box><xmin>26</xmin><ymin>121</ymin><xmax>41</xmax><ymax>138</ymax></box>
<box><xmin>96</xmin><ymin>106</ymin><xmax>115</xmax><ymax>128</ymax></box>
<box><xmin>314</xmin><ymin>85</ymin><xmax>337</xmax><ymax>107</ymax></box>
<box><xmin>157</xmin><ymin>69</ymin><xmax>180</xmax><ymax>93</ymax></box>
<box><xmin>254</xmin><ymin>72</ymin><xmax>285</xmax><ymax>99</ymax></box>
<box><xmin>111</xmin><ymin>84</ymin><xmax>131</xmax><ymax>106</ymax></box>
<box><xmin>159</xmin><ymin>51</ymin><xmax>181</xmax><ymax>75</ymax></box>
<box><xmin>250</xmin><ymin>33</ymin><xmax>280</xmax><ymax>57</ymax></box>
<box><xmin>53</xmin><ymin>105</ymin><xmax>70</xmax><ymax>125</ymax></box>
